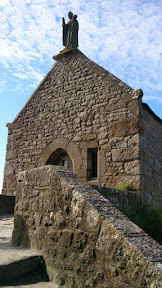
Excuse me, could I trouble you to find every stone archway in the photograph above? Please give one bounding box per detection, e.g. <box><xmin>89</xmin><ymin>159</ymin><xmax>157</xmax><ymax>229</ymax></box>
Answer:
<box><xmin>38</xmin><ymin>138</ymin><xmax>83</xmax><ymax>175</ymax></box>
<box><xmin>46</xmin><ymin>148</ymin><xmax>73</xmax><ymax>171</ymax></box>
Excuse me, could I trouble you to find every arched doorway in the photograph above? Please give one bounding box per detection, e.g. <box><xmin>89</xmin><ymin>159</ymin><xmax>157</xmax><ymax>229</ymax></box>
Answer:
<box><xmin>39</xmin><ymin>137</ymin><xmax>83</xmax><ymax>176</ymax></box>
<box><xmin>46</xmin><ymin>148</ymin><xmax>73</xmax><ymax>172</ymax></box>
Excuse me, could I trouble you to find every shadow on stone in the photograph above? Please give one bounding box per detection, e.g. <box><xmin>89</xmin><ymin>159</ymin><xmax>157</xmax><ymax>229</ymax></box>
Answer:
<box><xmin>0</xmin><ymin>256</ymin><xmax>49</xmax><ymax>286</ymax></box>
<box><xmin>12</xmin><ymin>214</ymin><xmax>30</xmax><ymax>248</ymax></box>
<box><xmin>0</xmin><ymin>195</ymin><xmax>15</xmax><ymax>214</ymax></box>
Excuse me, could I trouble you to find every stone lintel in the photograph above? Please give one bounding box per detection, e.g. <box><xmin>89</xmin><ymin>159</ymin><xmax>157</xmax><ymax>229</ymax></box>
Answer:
<box><xmin>53</xmin><ymin>48</ymin><xmax>78</xmax><ymax>61</ymax></box>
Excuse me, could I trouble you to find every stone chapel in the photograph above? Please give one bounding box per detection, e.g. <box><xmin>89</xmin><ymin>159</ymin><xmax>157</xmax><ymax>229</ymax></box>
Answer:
<box><xmin>2</xmin><ymin>13</ymin><xmax>162</xmax><ymax>208</ymax></box>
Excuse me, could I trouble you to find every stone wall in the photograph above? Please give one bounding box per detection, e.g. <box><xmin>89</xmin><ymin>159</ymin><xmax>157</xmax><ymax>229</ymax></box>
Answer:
<box><xmin>140</xmin><ymin>104</ymin><xmax>162</xmax><ymax>207</ymax></box>
<box><xmin>90</xmin><ymin>184</ymin><xmax>140</xmax><ymax>212</ymax></box>
<box><xmin>2</xmin><ymin>49</ymin><xmax>141</xmax><ymax>196</ymax></box>
<box><xmin>13</xmin><ymin>165</ymin><xmax>162</xmax><ymax>288</ymax></box>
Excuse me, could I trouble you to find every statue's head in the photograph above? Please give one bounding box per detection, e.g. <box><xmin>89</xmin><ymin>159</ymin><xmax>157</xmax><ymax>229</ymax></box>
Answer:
<box><xmin>74</xmin><ymin>15</ymin><xmax>77</xmax><ymax>20</ymax></box>
<box><xmin>68</xmin><ymin>11</ymin><xmax>73</xmax><ymax>19</ymax></box>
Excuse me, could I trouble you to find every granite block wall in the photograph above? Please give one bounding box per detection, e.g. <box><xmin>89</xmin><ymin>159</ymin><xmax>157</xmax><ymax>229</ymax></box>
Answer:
<box><xmin>2</xmin><ymin>49</ymin><xmax>141</xmax><ymax>196</ymax></box>
<box><xmin>12</xmin><ymin>166</ymin><xmax>162</xmax><ymax>288</ymax></box>
<box><xmin>90</xmin><ymin>184</ymin><xmax>140</xmax><ymax>212</ymax></box>
<box><xmin>140</xmin><ymin>104</ymin><xmax>162</xmax><ymax>207</ymax></box>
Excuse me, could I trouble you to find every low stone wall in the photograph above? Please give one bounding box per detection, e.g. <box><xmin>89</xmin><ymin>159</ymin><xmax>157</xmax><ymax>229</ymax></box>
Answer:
<box><xmin>140</xmin><ymin>104</ymin><xmax>162</xmax><ymax>208</ymax></box>
<box><xmin>13</xmin><ymin>166</ymin><xmax>162</xmax><ymax>288</ymax></box>
<box><xmin>0</xmin><ymin>195</ymin><xmax>15</xmax><ymax>214</ymax></box>
<box><xmin>91</xmin><ymin>185</ymin><xmax>140</xmax><ymax>212</ymax></box>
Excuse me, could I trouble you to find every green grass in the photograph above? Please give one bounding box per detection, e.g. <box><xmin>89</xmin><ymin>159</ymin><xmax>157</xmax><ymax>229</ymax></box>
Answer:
<box><xmin>124</xmin><ymin>204</ymin><xmax>162</xmax><ymax>245</ymax></box>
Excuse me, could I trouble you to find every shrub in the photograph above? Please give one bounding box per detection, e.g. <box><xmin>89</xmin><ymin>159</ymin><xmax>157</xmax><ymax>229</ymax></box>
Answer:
<box><xmin>118</xmin><ymin>182</ymin><xmax>131</xmax><ymax>191</ymax></box>
<box><xmin>124</xmin><ymin>204</ymin><xmax>162</xmax><ymax>245</ymax></box>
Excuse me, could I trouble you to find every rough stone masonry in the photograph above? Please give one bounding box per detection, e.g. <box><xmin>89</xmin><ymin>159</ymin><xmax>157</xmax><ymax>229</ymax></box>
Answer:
<box><xmin>13</xmin><ymin>165</ymin><xmax>162</xmax><ymax>288</ymax></box>
<box><xmin>2</xmin><ymin>48</ymin><xmax>162</xmax><ymax>207</ymax></box>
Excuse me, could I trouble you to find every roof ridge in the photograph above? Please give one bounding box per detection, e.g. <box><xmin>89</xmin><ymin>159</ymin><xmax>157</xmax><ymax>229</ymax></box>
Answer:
<box><xmin>11</xmin><ymin>49</ymin><xmax>136</xmax><ymax>125</ymax></box>
<box><xmin>76</xmin><ymin>50</ymin><xmax>133</xmax><ymax>93</ymax></box>
<box><xmin>11</xmin><ymin>62</ymin><xmax>57</xmax><ymax>123</ymax></box>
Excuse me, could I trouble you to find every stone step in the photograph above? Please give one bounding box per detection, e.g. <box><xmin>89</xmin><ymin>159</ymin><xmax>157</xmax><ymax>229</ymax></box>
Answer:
<box><xmin>0</xmin><ymin>253</ymin><xmax>45</xmax><ymax>281</ymax></box>
<box><xmin>0</xmin><ymin>282</ymin><xmax>58</xmax><ymax>288</ymax></box>
<box><xmin>0</xmin><ymin>215</ymin><xmax>55</xmax><ymax>287</ymax></box>
<box><xmin>0</xmin><ymin>259</ymin><xmax>55</xmax><ymax>287</ymax></box>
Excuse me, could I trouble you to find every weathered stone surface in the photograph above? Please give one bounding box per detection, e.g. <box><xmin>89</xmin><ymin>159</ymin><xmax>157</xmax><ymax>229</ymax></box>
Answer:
<box><xmin>109</xmin><ymin>117</ymin><xmax>139</xmax><ymax>138</ymax></box>
<box><xmin>2</xmin><ymin>49</ymin><xmax>141</xmax><ymax>197</ymax></box>
<box><xmin>140</xmin><ymin>104</ymin><xmax>162</xmax><ymax>207</ymax></box>
<box><xmin>0</xmin><ymin>215</ymin><xmax>48</xmax><ymax>285</ymax></box>
<box><xmin>12</xmin><ymin>166</ymin><xmax>162</xmax><ymax>288</ymax></box>
<box><xmin>124</xmin><ymin>160</ymin><xmax>140</xmax><ymax>175</ymax></box>
<box><xmin>113</xmin><ymin>175</ymin><xmax>140</xmax><ymax>190</ymax></box>
<box><xmin>2</xmin><ymin>49</ymin><xmax>162</xmax><ymax>207</ymax></box>
<box><xmin>91</xmin><ymin>184</ymin><xmax>140</xmax><ymax>211</ymax></box>
<box><xmin>112</xmin><ymin>146</ymin><xmax>139</xmax><ymax>162</ymax></box>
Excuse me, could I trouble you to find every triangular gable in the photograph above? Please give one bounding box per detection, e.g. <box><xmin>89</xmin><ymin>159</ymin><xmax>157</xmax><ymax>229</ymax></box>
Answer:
<box><xmin>12</xmin><ymin>49</ymin><xmax>134</xmax><ymax>124</ymax></box>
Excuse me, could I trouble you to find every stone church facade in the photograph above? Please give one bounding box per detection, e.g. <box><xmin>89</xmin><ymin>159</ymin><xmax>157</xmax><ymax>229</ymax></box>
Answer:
<box><xmin>2</xmin><ymin>49</ymin><xmax>162</xmax><ymax>207</ymax></box>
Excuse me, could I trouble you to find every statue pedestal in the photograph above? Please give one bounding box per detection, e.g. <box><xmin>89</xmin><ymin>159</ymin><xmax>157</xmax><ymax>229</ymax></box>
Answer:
<box><xmin>53</xmin><ymin>48</ymin><xmax>78</xmax><ymax>61</ymax></box>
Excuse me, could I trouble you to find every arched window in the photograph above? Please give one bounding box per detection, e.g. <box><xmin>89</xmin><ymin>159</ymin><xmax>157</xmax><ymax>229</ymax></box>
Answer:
<box><xmin>46</xmin><ymin>148</ymin><xmax>73</xmax><ymax>172</ymax></box>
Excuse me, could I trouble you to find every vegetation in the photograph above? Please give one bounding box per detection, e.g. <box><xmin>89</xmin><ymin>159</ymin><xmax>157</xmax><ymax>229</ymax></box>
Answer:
<box><xmin>118</xmin><ymin>182</ymin><xmax>131</xmax><ymax>191</ymax></box>
<box><xmin>124</xmin><ymin>204</ymin><xmax>162</xmax><ymax>245</ymax></box>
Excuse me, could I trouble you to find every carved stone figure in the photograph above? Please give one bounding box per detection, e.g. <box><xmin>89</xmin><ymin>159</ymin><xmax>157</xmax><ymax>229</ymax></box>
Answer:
<box><xmin>62</xmin><ymin>12</ymin><xmax>79</xmax><ymax>49</ymax></box>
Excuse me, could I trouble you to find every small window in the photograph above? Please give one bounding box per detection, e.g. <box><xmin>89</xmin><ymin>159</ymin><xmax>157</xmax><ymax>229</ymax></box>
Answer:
<box><xmin>87</xmin><ymin>148</ymin><xmax>98</xmax><ymax>180</ymax></box>
<box><xmin>63</xmin><ymin>159</ymin><xmax>68</xmax><ymax>168</ymax></box>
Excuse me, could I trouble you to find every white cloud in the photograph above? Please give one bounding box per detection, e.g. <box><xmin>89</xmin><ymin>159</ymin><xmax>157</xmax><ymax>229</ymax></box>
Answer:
<box><xmin>0</xmin><ymin>80</ymin><xmax>7</xmax><ymax>93</ymax></box>
<box><xmin>0</xmin><ymin>0</ymin><xmax>162</xmax><ymax>193</ymax></box>
<box><xmin>0</xmin><ymin>0</ymin><xmax>161</xmax><ymax>102</ymax></box>
<box><xmin>143</xmin><ymin>95</ymin><xmax>162</xmax><ymax>103</ymax></box>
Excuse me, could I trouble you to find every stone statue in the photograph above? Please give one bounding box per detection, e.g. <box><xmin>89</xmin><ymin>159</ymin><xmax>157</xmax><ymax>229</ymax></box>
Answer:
<box><xmin>62</xmin><ymin>12</ymin><xmax>79</xmax><ymax>49</ymax></box>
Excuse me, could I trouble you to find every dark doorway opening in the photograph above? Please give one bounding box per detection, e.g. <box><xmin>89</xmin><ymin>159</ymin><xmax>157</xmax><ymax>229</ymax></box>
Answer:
<box><xmin>87</xmin><ymin>148</ymin><xmax>98</xmax><ymax>180</ymax></box>
<box><xmin>46</xmin><ymin>149</ymin><xmax>73</xmax><ymax>172</ymax></box>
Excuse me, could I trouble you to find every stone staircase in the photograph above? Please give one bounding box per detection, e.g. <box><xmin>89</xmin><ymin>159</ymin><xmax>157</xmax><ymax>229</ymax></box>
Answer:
<box><xmin>0</xmin><ymin>215</ymin><xmax>57</xmax><ymax>288</ymax></box>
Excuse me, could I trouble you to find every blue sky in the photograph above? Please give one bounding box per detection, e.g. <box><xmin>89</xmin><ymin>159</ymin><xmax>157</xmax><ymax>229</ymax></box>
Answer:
<box><xmin>0</xmin><ymin>0</ymin><xmax>162</xmax><ymax>192</ymax></box>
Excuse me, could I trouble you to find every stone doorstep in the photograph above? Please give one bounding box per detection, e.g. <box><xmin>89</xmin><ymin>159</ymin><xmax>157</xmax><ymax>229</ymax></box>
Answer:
<box><xmin>0</xmin><ymin>215</ymin><xmax>52</xmax><ymax>286</ymax></box>
<box><xmin>0</xmin><ymin>253</ymin><xmax>42</xmax><ymax>279</ymax></box>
